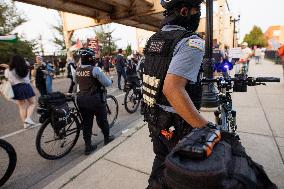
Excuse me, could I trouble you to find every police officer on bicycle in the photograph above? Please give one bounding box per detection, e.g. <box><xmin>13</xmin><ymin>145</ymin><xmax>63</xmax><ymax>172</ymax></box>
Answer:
<box><xmin>141</xmin><ymin>0</ymin><xmax>215</xmax><ymax>188</ymax></box>
<box><xmin>76</xmin><ymin>48</ymin><xmax>114</xmax><ymax>155</ymax></box>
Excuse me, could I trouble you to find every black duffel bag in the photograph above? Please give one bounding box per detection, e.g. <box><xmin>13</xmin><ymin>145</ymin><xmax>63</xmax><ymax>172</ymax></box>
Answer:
<box><xmin>165</xmin><ymin>129</ymin><xmax>278</xmax><ymax>189</ymax></box>
<box><xmin>38</xmin><ymin>92</ymin><xmax>66</xmax><ymax>107</ymax></box>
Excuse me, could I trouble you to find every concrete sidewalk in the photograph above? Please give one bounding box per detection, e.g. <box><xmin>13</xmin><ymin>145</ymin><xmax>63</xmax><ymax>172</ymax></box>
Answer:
<box><xmin>44</xmin><ymin>59</ymin><xmax>284</xmax><ymax>189</ymax></box>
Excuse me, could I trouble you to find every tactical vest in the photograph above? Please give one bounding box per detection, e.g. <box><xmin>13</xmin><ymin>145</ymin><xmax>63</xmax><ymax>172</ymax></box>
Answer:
<box><xmin>76</xmin><ymin>66</ymin><xmax>104</xmax><ymax>94</ymax></box>
<box><xmin>142</xmin><ymin>30</ymin><xmax>202</xmax><ymax>115</ymax></box>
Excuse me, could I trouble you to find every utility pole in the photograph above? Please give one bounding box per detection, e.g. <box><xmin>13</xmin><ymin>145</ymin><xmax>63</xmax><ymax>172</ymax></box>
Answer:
<box><xmin>201</xmin><ymin>0</ymin><xmax>219</xmax><ymax>108</ymax></box>
<box><xmin>230</xmin><ymin>15</ymin><xmax>240</xmax><ymax>47</ymax></box>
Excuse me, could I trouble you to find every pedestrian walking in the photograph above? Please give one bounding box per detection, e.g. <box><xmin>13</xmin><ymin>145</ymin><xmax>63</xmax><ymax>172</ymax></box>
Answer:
<box><xmin>66</xmin><ymin>57</ymin><xmax>76</xmax><ymax>94</ymax></box>
<box><xmin>236</xmin><ymin>42</ymin><xmax>252</xmax><ymax>74</ymax></box>
<box><xmin>115</xmin><ymin>49</ymin><xmax>127</xmax><ymax>90</ymax></box>
<box><xmin>76</xmin><ymin>48</ymin><xmax>114</xmax><ymax>155</ymax></box>
<box><xmin>35</xmin><ymin>56</ymin><xmax>47</xmax><ymax>96</ymax></box>
<box><xmin>141</xmin><ymin>0</ymin><xmax>215</xmax><ymax>188</ymax></box>
<box><xmin>1</xmin><ymin>55</ymin><xmax>39</xmax><ymax>129</ymax></box>
<box><xmin>45</xmin><ymin>61</ymin><xmax>54</xmax><ymax>94</ymax></box>
<box><xmin>103</xmin><ymin>56</ymin><xmax>111</xmax><ymax>76</ymax></box>
<box><xmin>253</xmin><ymin>45</ymin><xmax>262</xmax><ymax>64</ymax></box>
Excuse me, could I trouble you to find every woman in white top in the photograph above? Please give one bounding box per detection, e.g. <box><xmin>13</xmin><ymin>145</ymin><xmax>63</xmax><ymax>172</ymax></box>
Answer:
<box><xmin>3</xmin><ymin>55</ymin><xmax>38</xmax><ymax>129</ymax></box>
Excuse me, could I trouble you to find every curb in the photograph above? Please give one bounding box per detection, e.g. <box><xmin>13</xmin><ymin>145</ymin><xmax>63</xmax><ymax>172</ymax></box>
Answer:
<box><xmin>44</xmin><ymin>117</ymin><xmax>146</xmax><ymax>189</ymax></box>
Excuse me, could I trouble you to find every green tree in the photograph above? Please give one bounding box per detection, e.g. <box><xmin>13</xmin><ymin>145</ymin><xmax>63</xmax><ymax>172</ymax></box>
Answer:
<box><xmin>243</xmin><ymin>26</ymin><xmax>267</xmax><ymax>47</ymax></box>
<box><xmin>0</xmin><ymin>1</ymin><xmax>26</xmax><ymax>35</ymax></box>
<box><xmin>94</xmin><ymin>25</ymin><xmax>117</xmax><ymax>56</ymax></box>
<box><xmin>125</xmin><ymin>44</ymin><xmax>132</xmax><ymax>57</ymax></box>
<box><xmin>0</xmin><ymin>1</ymin><xmax>35</xmax><ymax>63</ymax></box>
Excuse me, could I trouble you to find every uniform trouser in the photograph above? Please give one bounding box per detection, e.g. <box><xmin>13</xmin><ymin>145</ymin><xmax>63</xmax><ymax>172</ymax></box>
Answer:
<box><xmin>68</xmin><ymin>78</ymin><xmax>75</xmax><ymax>93</ymax></box>
<box><xmin>117</xmin><ymin>70</ymin><xmax>126</xmax><ymax>89</ymax></box>
<box><xmin>147</xmin><ymin>124</ymin><xmax>175</xmax><ymax>189</ymax></box>
<box><xmin>78</xmin><ymin>103</ymin><xmax>109</xmax><ymax>145</ymax></box>
<box><xmin>146</xmin><ymin>113</ymin><xmax>191</xmax><ymax>189</ymax></box>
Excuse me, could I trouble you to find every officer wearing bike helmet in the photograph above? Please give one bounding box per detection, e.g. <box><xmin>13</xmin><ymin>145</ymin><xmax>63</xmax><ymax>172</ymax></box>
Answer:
<box><xmin>141</xmin><ymin>0</ymin><xmax>215</xmax><ymax>188</ymax></box>
<box><xmin>76</xmin><ymin>48</ymin><xmax>114</xmax><ymax>155</ymax></box>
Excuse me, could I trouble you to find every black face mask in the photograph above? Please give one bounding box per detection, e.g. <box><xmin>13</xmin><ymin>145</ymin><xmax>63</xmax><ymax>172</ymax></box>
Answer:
<box><xmin>162</xmin><ymin>11</ymin><xmax>201</xmax><ymax>32</ymax></box>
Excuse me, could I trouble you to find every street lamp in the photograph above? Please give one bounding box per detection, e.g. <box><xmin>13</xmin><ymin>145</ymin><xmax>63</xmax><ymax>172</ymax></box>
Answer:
<box><xmin>201</xmin><ymin>0</ymin><xmax>219</xmax><ymax>108</ymax></box>
<box><xmin>230</xmin><ymin>15</ymin><xmax>240</xmax><ymax>47</ymax></box>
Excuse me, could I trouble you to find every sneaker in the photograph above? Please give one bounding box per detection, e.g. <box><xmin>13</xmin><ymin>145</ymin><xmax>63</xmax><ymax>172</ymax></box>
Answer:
<box><xmin>24</xmin><ymin>118</ymin><xmax>36</xmax><ymax>125</ymax></box>
<box><xmin>24</xmin><ymin>123</ymin><xmax>32</xmax><ymax>129</ymax></box>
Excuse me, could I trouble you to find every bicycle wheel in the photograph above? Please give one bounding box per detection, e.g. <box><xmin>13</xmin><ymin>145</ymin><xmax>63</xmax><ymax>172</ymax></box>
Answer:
<box><xmin>106</xmin><ymin>95</ymin><xmax>118</xmax><ymax>128</ymax></box>
<box><xmin>124</xmin><ymin>89</ymin><xmax>140</xmax><ymax>114</ymax></box>
<box><xmin>36</xmin><ymin>115</ymin><xmax>80</xmax><ymax>160</ymax></box>
<box><xmin>0</xmin><ymin>139</ymin><xmax>17</xmax><ymax>187</ymax></box>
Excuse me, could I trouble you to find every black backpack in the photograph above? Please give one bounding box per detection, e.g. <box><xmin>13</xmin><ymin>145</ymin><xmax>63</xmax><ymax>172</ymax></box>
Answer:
<box><xmin>165</xmin><ymin>129</ymin><xmax>278</xmax><ymax>189</ymax></box>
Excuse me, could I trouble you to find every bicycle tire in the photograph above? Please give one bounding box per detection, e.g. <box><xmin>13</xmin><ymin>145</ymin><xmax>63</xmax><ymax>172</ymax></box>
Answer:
<box><xmin>106</xmin><ymin>95</ymin><xmax>118</xmax><ymax>128</ymax></box>
<box><xmin>124</xmin><ymin>89</ymin><xmax>140</xmax><ymax>114</ymax></box>
<box><xmin>0</xmin><ymin>139</ymin><xmax>17</xmax><ymax>187</ymax></box>
<box><xmin>36</xmin><ymin>115</ymin><xmax>80</xmax><ymax>160</ymax></box>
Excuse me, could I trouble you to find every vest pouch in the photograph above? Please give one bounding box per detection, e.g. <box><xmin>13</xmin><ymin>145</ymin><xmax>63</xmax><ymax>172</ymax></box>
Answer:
<box><xmin>51</xmin><ymin>103</ymin><xmax>71</xmax><ymax>131</ymax></box>
<box><xmin>101</xmin><ymin>91</ymin><xmax>107</xmax><ymax>103</ymax></box>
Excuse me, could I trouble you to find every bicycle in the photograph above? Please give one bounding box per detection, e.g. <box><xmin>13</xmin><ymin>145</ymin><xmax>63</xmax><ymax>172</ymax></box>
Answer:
<box><xmin>36</xmin><ymin>93</ymin><xmax>118</xmax><ymax>160</ymax></box>
<box><xmin>202</xmin><ymin>75</ymin><xmax>280</xmax><ymax>133</ymax></box>
<box><xmin>123</xmin><ymin>77</ymin><xmax>142</xmax><ymax>114</ymax></box>
<box><xmin>0</xmin><ymin>139</ymin><xmax>17</xmax><ymax>187</ymax></box>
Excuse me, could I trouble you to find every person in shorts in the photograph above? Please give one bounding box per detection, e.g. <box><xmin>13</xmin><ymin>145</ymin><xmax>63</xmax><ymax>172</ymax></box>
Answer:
<box><xmin>3</xmin><ymin>55</ymin><xmax>39</xmax><ymax>129</ymax></box>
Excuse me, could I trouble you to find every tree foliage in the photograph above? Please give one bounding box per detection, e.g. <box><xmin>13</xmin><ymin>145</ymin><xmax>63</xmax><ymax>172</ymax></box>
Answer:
<box><xmin>0</xmin><ymin>1</ymin><xmax>26</xmax><ymax>35</ymax></box>
<box><xmin>94</xmin><ymin>26</ymin><xmax>117</xmax><ymax>56</ymax></box>
<box><xmin>243</xmin><ymin>26</ymin><xmax>267</xmax><ymax>47</ymax></box>
<box><xmin>125</xmin><ymin>44</ymin><xmax>132</xmax><ymax>57</ymax></box>
<box><xmin>0</xmin><ymin>0</ymin><xmax>35</xmax><ymax>63</ymax></box>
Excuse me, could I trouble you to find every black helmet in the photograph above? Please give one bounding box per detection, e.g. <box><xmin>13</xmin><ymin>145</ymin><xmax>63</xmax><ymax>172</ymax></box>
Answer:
<box><xmin>161</xmin><ymin>0</ymin><xmax>203</xmax><ymax>10</ymax></box>
<box><xmin>78</xmin><ymin>48</ymin><xmax>96</xmax><ymax>65</ymax></box>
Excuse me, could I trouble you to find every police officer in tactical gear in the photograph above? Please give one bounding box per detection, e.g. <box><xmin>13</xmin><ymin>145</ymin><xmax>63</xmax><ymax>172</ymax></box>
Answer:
<box><xmin>76</xmin><ymin>48</ymin><xmax>115</xmax><ymax>155</ymax></box>
<box><xmin>141</xmin><ymin>0</ymin><xmax>215</xmax><ymax>188</ymax></box>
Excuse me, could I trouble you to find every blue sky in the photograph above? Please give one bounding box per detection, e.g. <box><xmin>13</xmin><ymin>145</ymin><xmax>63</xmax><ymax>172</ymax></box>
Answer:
<box><xmin>12</xmin><ymin>0</ymin><xmax>284</xmax><ymax>54</ymax></box>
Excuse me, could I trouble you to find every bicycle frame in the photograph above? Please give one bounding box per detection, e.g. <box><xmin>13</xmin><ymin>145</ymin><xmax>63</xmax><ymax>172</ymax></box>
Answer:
<box><xmin>213</xmin><ymin>79</ymin><xmax>237</xmax><ymax>133</ymax></box>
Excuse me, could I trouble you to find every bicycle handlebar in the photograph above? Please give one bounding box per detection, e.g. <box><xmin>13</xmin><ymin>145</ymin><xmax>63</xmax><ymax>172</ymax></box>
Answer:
<box><xmin>201</xmin><ymin>76</ymin><xmax>280</xmax><ymax>85</ymax></box>
<box><xmin>255</xmin><ymin>77</ymin><xmax>280</xmax><ymax>83</ymax></box>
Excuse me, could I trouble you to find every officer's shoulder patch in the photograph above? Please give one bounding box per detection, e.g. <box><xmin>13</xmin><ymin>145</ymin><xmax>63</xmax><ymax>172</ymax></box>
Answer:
<box><xmin>188</xmin><ymin>39</ymin><xmax>205</xmax><ymax>51</ymax></box>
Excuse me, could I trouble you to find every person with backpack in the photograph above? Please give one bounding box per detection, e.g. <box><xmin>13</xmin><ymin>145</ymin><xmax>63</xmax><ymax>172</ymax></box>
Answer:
<box><xmin>66</xmin><ymin>57</ymin><xmax>76</xmax><ymax>94</ymax></box>
<box><xmin>35</xmin><ymin>56</ymin><xmax>47</xmax><ymax>96</ymax></box>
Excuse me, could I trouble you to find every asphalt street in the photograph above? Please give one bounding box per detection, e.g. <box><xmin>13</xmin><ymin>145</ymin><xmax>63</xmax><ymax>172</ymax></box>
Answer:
<box><xmin>0</xmin><ymin>74</ymin><xmax>141</xmax><ymax>189</ymax></box>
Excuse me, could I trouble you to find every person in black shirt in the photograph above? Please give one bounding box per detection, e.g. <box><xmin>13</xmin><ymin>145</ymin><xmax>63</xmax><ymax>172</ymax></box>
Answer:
<box><xmin>115</xmin><ymin>49</ymin><xmax>127</xmax><ymax>90</ymax></box>
<box><xmin>35</xmin><ymin>56</ymin><xmax>47</xmax><ymax>96</ymax></box>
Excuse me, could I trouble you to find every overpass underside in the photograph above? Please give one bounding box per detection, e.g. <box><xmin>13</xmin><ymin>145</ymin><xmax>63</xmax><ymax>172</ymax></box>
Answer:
<box><xmin>15</xmin><ymin>0</ymin><xmax>164</xmax><ymax>31</ymax></box>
